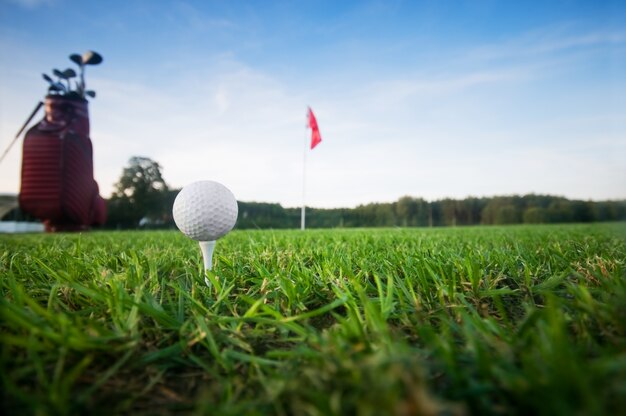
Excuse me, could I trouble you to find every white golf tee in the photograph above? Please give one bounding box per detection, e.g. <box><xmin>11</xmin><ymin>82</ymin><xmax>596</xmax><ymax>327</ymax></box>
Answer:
<box><xmin>199</xmin><ymin>241</ymin><xmax>216</xmax><ymax>286</ymax></box>
<box><xmin>198</xmin><ymin>240</ymin><xmax>216</xmax><ymax>271</ymax></box>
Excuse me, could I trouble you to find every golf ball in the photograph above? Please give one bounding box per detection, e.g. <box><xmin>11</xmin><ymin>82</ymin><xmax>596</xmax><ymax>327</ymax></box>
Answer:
<box><xmin>173</xmin><ymin>180</ymin><xmax>238</xmax><ymax>241</ymax></box>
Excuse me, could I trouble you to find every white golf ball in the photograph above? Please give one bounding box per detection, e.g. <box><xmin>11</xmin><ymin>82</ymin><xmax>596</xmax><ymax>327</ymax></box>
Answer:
<box><xmin>173</xmin><ymin>180</ymin><xmax>238</xmax><ymax>241</ymax></box>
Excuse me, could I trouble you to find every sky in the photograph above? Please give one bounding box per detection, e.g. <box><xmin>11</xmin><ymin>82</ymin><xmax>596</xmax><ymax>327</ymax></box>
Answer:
<box><xmin>0</xmin><ymin>0</ymin><xmax>625</xmax><ymax>208</ymax></box>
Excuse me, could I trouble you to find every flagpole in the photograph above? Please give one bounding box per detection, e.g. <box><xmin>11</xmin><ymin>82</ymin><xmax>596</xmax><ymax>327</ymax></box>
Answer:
<box><xmin>301</xmin><ymin>113</ymin><xmax>307</xmax><ymax>230</ymax></box>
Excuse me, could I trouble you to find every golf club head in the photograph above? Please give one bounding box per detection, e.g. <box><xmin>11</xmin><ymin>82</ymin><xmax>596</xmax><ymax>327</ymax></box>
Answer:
<box><xmin>49</xmin><ymin>82</ymin><xmax>66</xmax><ymax>92</ymax></box>
<box><xmin>82</xmin><ymin>51</ymin><xmax>103</xmax><ymax>66</ymax></box>
<box><xmin>69</xmin><ymin>53</ymin><xmax>83</xmax><ymax>66</ymax></box>
<box><xmin>85</xmin><ymin>90</ymin><xmax>96</xmax><ymax>98</ymax></box>
<box><xmin>42</xmin><ymin>73</ymin><xmax>53</xmax><ymax>84</ymax></box>
<box><xmin>52</xmin><ymin>68</ymin><xmax>64</xmax><ymax>79</ymax></box>
<box><xmin>48</xmin><ymin>84</ymin><xmax>63</xmax><ymax>93</ymax></box>
<box><xmin>62</xmin><ymin>68</ymin><xmax>77</xmax><ymax>78</ymax></box>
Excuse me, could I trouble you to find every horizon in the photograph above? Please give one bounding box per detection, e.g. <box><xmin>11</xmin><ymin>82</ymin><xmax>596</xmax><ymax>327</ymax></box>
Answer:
<box><xmin>1</xmin><ymin>0</ymin><xmax>625</xmax><ymax>209</ymax></box>
<box><xmin>5</xmin><ymin>190</ymin><xmax>624</xmax><ymax>213</ymax></box>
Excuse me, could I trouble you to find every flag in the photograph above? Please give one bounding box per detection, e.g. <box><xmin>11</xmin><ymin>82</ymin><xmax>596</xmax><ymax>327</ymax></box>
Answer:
<box><xmin>307</xmin><ymin>107</ymin><xmax>322</xmax><ymax>149</ymax></box>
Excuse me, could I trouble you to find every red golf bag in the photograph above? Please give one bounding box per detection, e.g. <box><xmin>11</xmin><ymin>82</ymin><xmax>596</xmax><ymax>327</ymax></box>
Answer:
<box><xmin>19</xmin><ymin>95</ymin><xmax>106</xmax><ymax>231</ymax></box>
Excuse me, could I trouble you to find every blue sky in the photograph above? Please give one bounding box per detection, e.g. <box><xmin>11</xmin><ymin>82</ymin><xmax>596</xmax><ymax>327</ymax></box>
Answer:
<box><xmin>1</xmin><ymin>0</ymin><xmax>625</xmax><ymax>207</ymax></box>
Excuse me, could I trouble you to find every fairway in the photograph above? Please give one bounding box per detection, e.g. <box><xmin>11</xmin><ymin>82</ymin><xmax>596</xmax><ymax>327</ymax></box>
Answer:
<box><xmin>1</xmin><ymin>224</ymin><xmax>625</xmax><ymax>415</ymax></box>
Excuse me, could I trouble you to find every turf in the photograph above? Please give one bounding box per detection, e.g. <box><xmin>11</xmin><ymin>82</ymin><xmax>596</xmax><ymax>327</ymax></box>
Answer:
<box><xmin>1</xmin><ymin>223</ymin><xmax>625</xmax><ymax>415</ymax></box>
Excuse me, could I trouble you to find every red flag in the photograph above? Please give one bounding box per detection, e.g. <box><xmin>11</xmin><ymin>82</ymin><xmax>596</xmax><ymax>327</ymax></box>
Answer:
<box><xmin>307</xmin><ymin>107</ymin><xmax>322</xmax><ymax>149</ymax></box>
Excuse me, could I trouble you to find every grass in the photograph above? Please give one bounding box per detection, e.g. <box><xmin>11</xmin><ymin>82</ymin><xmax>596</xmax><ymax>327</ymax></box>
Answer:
<box><xmin>1</xmin><ymin>223</ymin><xmax>625</xmax><ymax>415</ymax></box>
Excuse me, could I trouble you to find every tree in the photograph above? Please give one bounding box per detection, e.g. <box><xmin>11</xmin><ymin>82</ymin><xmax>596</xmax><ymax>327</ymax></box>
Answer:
<box><xmin>496</xmin><ymin>205</ymin><xmax>521</xmax><ymax>224</ymax></box>
<box><xmin>547</xmin><ymin>201</ymin><xmax>574</xmax><ymax>223</ymax></box>
<box><xmin>570</xmin><ymin>201</ymin><xmax>593</xmax><ymax>223</ymax></box>
<box><xmin>440</xmin><ymin>199</ymin><xmax>458</xmax><ymax>226</ymax></box>
<box><xmin>523</xmin><ymin>207</ymin><xmax>548</xmax><ymax>224</ymax></box>
<box><xmin>396</xmin><ymin>196</ymin><xmax>418</xmax><ymax>226</ymax></box>
<box><xmin>107</xmin><ymin>156</ymin><xmax>170</xmax><ymax>228</ymax></box>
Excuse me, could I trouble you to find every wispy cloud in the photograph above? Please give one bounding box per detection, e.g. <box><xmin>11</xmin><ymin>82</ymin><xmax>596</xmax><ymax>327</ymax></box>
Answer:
<box><xmin>362</xmin><ymin>66</ymin><xmax>536</xmax><ymax>108</ymax></box>
<box><xmin>1</xmin><ymin>12</ymin><xmax>625</xmax><ymax>205</ymax></box>
<box><xmin>87</xmin><ymin>59</ymin><xmax>307</xmax><ymax>199</ymax></box>
<box><xmin>466</xmin><ymin>24</ymin><xmax>626</xmax><ymax>63</ymax></box>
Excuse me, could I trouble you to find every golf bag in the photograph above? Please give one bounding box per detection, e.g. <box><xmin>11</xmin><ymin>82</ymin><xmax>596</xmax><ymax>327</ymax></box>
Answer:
<box><xmin>19</xmin><ymin>95</ymin><xmax>106</xmax><ymax>231</ymax></box>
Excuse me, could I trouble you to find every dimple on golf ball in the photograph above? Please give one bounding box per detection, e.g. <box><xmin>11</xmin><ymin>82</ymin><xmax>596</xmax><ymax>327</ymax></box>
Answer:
<box><xmin>173</xmin><ymin>180</ymin><xmax>238</xmax><ymax>241</ymax></box>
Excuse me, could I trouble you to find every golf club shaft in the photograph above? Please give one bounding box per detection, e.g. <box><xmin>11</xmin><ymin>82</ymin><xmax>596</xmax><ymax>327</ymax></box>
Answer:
<box><xmin>0</xmin><ymin>101</ymin><xmax>43</xmax><ymax>164</ymax></box>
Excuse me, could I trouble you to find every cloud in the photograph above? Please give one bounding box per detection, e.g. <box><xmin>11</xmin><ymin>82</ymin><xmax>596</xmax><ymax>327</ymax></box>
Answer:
<box><xmin>87</xmin><ymin>59</ymin><xmax>307</xmax><ymax>198</ymax></box>
<box><xmin>361</xmin><ymin>66</ymin><xmax>537</xmax><ymax>110</ymax></box>
<box><xmin>466</xmin><ymin>24</ymin><xmax>626</xmax><ymax>63</ymax></box>
<box><xmin>87</xmin><ymin>24</ymin><xmax>625</xmax><ymax>206</ymax></box>
<box><xmin>1</xmin><ymin>19</ymin><xmax>624</xmax><ymax>207</ymax></box>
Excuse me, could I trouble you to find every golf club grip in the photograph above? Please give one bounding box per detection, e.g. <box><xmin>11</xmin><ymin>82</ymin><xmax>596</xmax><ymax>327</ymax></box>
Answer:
<box><xmin>0</xmin><ymin>101</ymin><xmax>44</xmax><ymax>164</ymax></box>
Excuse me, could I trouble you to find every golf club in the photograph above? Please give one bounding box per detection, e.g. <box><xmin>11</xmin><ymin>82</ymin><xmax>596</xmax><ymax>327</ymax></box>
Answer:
<box><xmin>69</xmin><ymin>54</ymin><xmax>82</xmax><ymax>66</ymax></box>
<box><xmin>82</xmin><ymin>51</ymin><xmax>103</xmax><ymax>65</ymax></box>
<box><xmin>0</xmin><ymin>101</ymin><xmax>43</xmax><ymax>164</ymax></box>
<box><xmin>51</xmin><ymin>69</ymin><xmax>67</xmax><ymax>93</ymax></box>
<box><xmin>61</xmin><ymin>68</ymin><xmax>76</xmax><ymax>92</ymax></box>
<box><xmin>42</xmin><ymin>74</ymin><xmax>62</xmax><ymax>94</ymax></box>
<box><xmin>69</xmin><ymin>53</ymin><xmax>84</xmax><ymax>95</ymax></box>
<box><xmin>48</xmin><ymin>83</ymin><xmax>64</xmax><ymax>94</ymax></box>
<box><xmin>77</xmin><ymin>51</ymin><xmax>102</xmax><ymax>98</ymax></box>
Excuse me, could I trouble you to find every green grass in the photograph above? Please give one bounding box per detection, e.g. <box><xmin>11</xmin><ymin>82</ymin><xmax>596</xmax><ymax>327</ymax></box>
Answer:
<box><xmin>1</xmin><ymin>223</ymin><xmax>625</xmax><ymax>415</ymax></box>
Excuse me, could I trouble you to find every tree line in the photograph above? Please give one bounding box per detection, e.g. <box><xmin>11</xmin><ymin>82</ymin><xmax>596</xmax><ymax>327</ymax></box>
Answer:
<box><xmin>105</xmin><ymin>157</ymin><xmax>626</xmax><ymax>229</ymax></box>
<box><xmin>235</xmin><ymin>196</ymin><xmax>625</xmax><ymax>229</ymax></box>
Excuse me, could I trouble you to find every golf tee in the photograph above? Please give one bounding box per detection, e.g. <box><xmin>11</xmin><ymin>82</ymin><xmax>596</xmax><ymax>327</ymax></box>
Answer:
<box><xmin>198</xmin><ymin>240</ymin><xmax>216</xmax><ymax>271</ymax></box>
